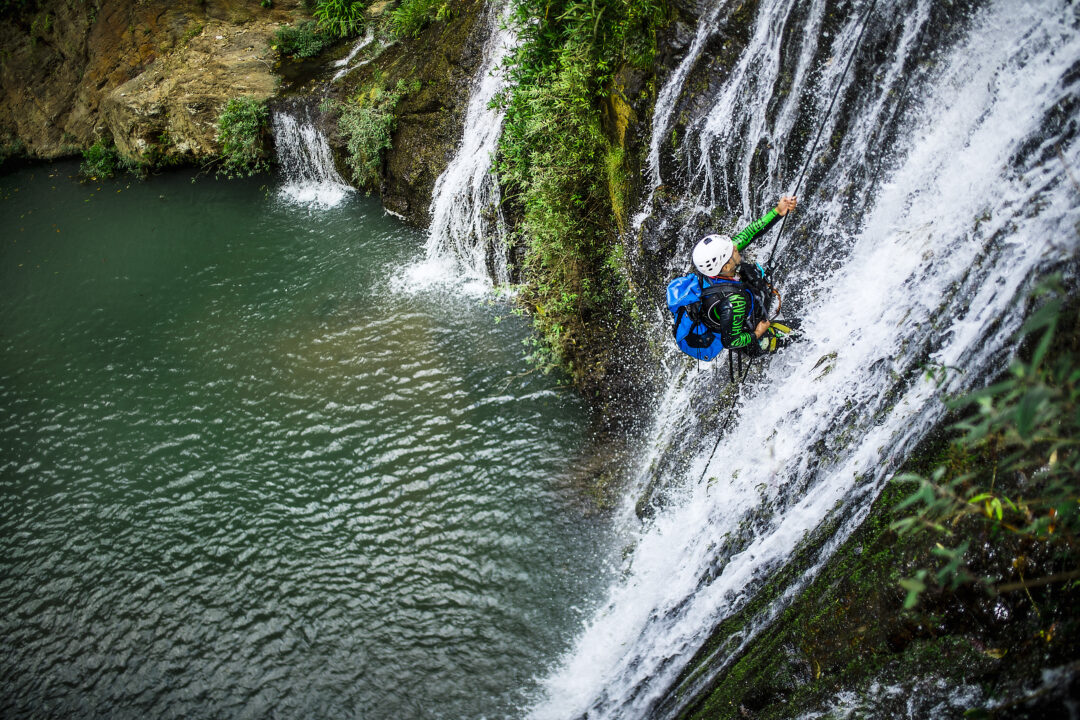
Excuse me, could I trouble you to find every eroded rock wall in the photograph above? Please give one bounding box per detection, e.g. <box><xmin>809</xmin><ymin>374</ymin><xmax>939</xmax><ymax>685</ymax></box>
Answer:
<box><xmin>0</xmin><ymin>0</ymin><xmax>305</xmax><ymax>163</ymax></box>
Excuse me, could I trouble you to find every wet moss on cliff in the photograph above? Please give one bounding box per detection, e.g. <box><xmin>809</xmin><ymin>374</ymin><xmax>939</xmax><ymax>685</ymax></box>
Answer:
<box><xmin>495</xmin><ymin>0</ymin><xmax>665</xmax><ymax>392</ymax></box>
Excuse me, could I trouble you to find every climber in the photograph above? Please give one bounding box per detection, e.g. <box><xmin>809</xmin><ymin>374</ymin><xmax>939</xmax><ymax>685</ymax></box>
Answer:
<box><xmin>695</xmin><ymin>194</ymin><xmax>799</xmax><ymax>354</ymax></box>
<box><xmin>667</xmin><ymin>195</ymin><xmax>800</xmax><ymax>361</ymax></box>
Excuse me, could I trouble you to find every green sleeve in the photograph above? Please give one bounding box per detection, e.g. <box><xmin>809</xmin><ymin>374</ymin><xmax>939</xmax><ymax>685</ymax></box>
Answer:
<box><xmin>732</xmin><ymin>208</ymin><xmax>780</xmax><ymax>251</ymax></box>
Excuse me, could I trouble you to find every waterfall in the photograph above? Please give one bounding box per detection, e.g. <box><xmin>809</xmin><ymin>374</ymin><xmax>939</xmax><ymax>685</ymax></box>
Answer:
<box><xmin>271</xmin><ymin>103</ymin><xmax>354</xmax><ymax>209</ymax></box>
<box><xmin>530</xmin><ymin>0</ymin><xmax>1080</xmax><ymax>717</ymax></box>
<box><xmin>421</xmin><ymin>2</ymin><xmax>517</xmax><ymax>285</ymax></box>
<box><xmin>332</xmin><ymin>27</ymin><xmax>376</xmax><ymax>82</ymax></box>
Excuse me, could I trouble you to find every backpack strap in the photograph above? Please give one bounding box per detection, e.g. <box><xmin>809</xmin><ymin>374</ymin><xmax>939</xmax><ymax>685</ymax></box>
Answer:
<box><xmin>670</xmin><ymin>274</ymin><xmax>705</xmax><ymax>338</ymax></box>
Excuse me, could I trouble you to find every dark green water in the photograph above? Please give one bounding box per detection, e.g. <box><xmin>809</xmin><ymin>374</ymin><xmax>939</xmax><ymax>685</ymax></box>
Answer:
<box><xmin>0</xmin><ymin>164</ymin><xmax>614</xmax><ymax>719</ymax></box>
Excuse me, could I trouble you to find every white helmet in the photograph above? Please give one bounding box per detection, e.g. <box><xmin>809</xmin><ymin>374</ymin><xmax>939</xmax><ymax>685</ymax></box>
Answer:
<box><xmin>692</xmin><ymin>234</ymin><xmax>734</xmax><ymax>276</ymax></box>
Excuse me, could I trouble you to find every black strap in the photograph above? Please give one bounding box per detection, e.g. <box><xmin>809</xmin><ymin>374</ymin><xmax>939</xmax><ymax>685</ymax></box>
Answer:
<box><xmin>671</xmin><ymin>306</ymin><xmax>687</xmax><ymax>338</ymax></box>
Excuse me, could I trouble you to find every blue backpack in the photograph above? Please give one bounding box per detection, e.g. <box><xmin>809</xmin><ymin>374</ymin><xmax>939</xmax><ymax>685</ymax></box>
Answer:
<box><xmin>666</xmin><ymin>273</ymin><xmax>726</xmax><ymax>361</ymax></box>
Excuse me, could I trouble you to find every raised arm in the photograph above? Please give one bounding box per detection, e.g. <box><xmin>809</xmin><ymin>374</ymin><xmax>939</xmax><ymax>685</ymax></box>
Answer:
<box><xmin>731</xmin><ymin>195</ymin><xmax>798</xmax><ymax>250</ymax></box>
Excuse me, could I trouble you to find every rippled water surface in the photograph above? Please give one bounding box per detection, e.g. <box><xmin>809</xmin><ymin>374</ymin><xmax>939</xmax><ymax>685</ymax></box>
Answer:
<box><xmin>0</xmin><ymin>164</ymin><xmax>614</xmax><ymax>719</ymax></box>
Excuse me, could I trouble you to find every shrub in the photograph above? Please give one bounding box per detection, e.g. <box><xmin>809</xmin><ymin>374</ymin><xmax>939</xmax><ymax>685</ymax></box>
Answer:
<box><xmin>216</xmin><ymin>97</ymin><xmax>270</xmax><ymax>178</ymax></box>
<box><xmin>313</xmin><ymin>0</ymin><xmax>366</xmax><ymax>39</ymax></box>
<box><xmin>891</xmin><ymin>278</ymin><xmax>1080</xmax><ymax>607</ymax></box>
<box><xmin>496</xmin><ymin>0</ymin><xmax>665</xmax><ymax>377</ymax></box>
<box><xmin>80</xmin><ymin>139</ymin><xmax>120</xmax><ymax>179</ymax></box>
<box><xmin>337</xmin><ymin>79</ymin><xmax>418</xmax><ymax>190</ymax></box>
<box><xmin>274</xmin><ymin>20</ymin><xmax>334</xmax><ymax>58</ymax></box>
<box><xmin>388</xmin><ymin>0</ymin><xmax>450</xmax><ymax>39</ymax></box>
<box><xmin>0</xmin><ymin>136</ymin><xmax>26</xmax><ymax>167</ymax></box>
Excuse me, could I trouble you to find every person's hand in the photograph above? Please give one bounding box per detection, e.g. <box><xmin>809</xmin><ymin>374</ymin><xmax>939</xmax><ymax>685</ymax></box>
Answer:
<box><xmin>754</xmin><ymin>319</ymin><xmax>771</xmax><ymax>338</ymax></box>
<box><xmin>776</xmin><ymin>195</ymin><xmax>797</xmax><ymax>216</ymax></box>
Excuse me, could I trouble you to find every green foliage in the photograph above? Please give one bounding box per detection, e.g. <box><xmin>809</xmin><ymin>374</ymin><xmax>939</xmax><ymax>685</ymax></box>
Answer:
<box><xmin>496</xmin><ymin>0</ymin><xmax>665</xmax><ymax>378</ymax></box>
<box><xmin>274</xmin><ymin>20</ymin><xmax>335</xmax><ymax>58</ymax></box>
<box><xmin>388</xmin><ymin>0</ymin><xmax>450</xmax><ymax>39</ymax></box>
<box><xmin>80</xmin><ymin>140</ymin><xmax>120</xmax><ymax>180</ymax></box>
<box><xmin>313</xmin><ymin>0</ymin><xmax>366</xmax><ymax>39</ymax></box>
<box><xmin>215</xmin><ymin>97</ymin><xmax>270</xmax><ymax>178</ymax></box>
<box><xmin>891</xmin><ymin>277</ymin><xmax>1080</xmax><ymax>606</ymax></box>
<box><xmin>337</xmin><ymin>79</ymin><xmax>418</xmax><ymax>190</ymax></box>
<box><xmin>29</xmin><ymin>9</ymin><xmax>50</xmax><ymax>38</ymax></box>
<box><xmin>0</xmin><ymin>136</ymin><xmax>26</xmax><ymax>167</ymax></box>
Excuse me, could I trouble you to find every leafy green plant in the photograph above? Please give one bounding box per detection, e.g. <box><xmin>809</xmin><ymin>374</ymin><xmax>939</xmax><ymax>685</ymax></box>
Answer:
<box><xmin>388</xmin><ymin>0</ymin><xmax>450</xmax><ymax>38</ymax></box>
<box><xmin>337</xmin><ymin>79</ymin><xmax>418</xmax><ymax>190</ymax></box>
<box><xmin>495</xmin><ymin>0</ymin><xmax>665</xmax><ymax>379</ymax></box>
<box><xmin>891</xmin><ymin>278</ymin><xmax>1080</xmax><ymax>607</ymax></box>
<box><xmin>215</xmin><ymin>97</ymin><xmax>270</xmax><ymax>178</ymax></box>
<box><xmin>313</xmin><ymin>0</ymin><xmax>366</xmax><ymax>39</ymax></box>
<box><xmin>273</xmin><ymin>20</ymin><xmax>335</xmax><ymax>58</ymax></box>
<box><xmin>0</xmin><ymin>136</ymin><xmax>25</xmax><ymax>167</ymax></box>
<box><xmin>80</xmin><ymin>139</ymin><xmax>120</xmax><ymax>180</ymax></box>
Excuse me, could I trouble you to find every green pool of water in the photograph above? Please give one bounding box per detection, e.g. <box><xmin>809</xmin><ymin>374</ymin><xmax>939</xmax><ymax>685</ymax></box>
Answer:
<box><xmin>0</xmin><ymin>164</ymin><xmax>613</xmax><ymax>719</ymax></box>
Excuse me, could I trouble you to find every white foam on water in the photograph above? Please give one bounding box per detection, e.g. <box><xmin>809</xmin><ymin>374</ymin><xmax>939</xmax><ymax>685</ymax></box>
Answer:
<box><xmin>272</xmin><ymin>109</ymin><xmax>354</xmax><ymax>210</ymax></box>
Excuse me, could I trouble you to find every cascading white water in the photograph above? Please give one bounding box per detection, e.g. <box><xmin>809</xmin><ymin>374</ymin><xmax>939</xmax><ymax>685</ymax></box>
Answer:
<box><xmin>529</xmin><ymin>0</ymin><xmax>1080</xmax><ymax>717</ymax></box>
<box><xmin>332</xmin><ymin>27</ymin><xmax>376</xmax><ymax>82</ymax></box>
<box><xmin>272</xmin><ymin>105</ymin><xmax>354</xmax><ymax>209</ymax></box>
<box><xmin>421</xmin><ymin>2</ymin><xmax>517</xmax><ymax>286</ymax></box>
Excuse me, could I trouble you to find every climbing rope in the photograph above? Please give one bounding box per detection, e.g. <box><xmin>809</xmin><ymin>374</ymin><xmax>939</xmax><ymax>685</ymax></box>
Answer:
<box><xmin>697</xmin><ymin>0</ymin><xmax>880</xmax><ymax>486</ymax></box>
<box><xmin>764</xmin><ymin>0</ymin><xmax>882</xmax><ymax>275</ymax></box>
<box><xmin>698</xmin><ymin>353</ymin><xmax>755</xmax><ymax>484</ymax></box>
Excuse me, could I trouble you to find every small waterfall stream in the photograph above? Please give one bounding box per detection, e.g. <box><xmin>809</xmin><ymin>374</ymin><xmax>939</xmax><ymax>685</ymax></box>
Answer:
<box><xmin>271</xmin><ymin>102</ymin><xmax>354</xmax><ymax>209</ymax></box>
<box><xmin>527</xmin><ymin>0</ymin><xmax>1080</xmax><ymax>717</ymax></box>
<box><xmin>422</xmin><ymin>2</ymin><xmax>517</xmax><ymax>285</ymax></box>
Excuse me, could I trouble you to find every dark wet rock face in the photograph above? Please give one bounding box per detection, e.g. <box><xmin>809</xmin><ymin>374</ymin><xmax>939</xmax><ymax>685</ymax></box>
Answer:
<box><xmin>277</xmin><ymin>0</ymin><xmax>489</xmax><ymax>227</ymax></box>
<box><xmin>380</xmin><ymin>8</ymin><xmax>487</xmax><ymax>226</ymax></box>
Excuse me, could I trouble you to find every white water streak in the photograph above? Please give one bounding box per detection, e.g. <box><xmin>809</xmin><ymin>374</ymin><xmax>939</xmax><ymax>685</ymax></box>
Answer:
<box><xmin>694</xmin><ymin>0</ymin><xmax>807</xmax><ymax>211</ymax></box>
<box><xmin>644</xmin><ymin>0</ymin><xmax>728</xmax><ymax>190</ymax></box>
<box><xmin>422</xmin><ymin>2</ymin><xmax>517</xmax><ymax>286</ymax></box>
<box><xmin>331</xmin><ymin>27</ymin><xmax>376</xmax><ymax>82</ymax></box>
<box><xmin>531</xmin><ymin>0</ymin><xmax>1080</xmax><ymax>717</ymax></box>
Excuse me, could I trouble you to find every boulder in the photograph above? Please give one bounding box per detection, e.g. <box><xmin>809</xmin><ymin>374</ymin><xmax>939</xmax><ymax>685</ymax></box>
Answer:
<box><xmin>101</xmin><ymin>20</ymin><xmax>284</xmax><ymax>164</ymax></box>
<box><xmin>0</xmin><ymin>0</ymin><xmax>305</xmax><ymax>162</ymax></box>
